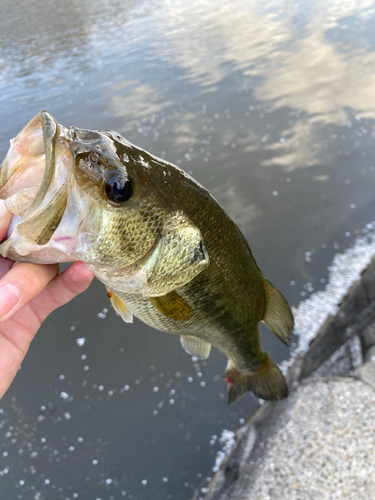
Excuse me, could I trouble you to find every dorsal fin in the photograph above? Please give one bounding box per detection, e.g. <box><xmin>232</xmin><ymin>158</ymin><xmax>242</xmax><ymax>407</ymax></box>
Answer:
<box><xmin>180</xmin><ymin>335</ymin><xmax>211</xmax><ymax>359</ymax></box>
<box><xmin>148</xmin><ymin>291</ymin><xmax>193</xmax><ymax>321</ymax></box>
<box><xmin>262</xmin><ymin>278</ymin><xmax>294</xmax><ymax>346</ymax></box>
<box><xmin>106</xmin><ymin>288</ymin><xmax>133</xmax><ymax>323</ymax></box>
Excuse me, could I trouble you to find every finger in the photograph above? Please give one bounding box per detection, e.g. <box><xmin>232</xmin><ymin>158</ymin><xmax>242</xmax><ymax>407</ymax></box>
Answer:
<box><xmin>0</xmin><ymin>326</ymin><xmax>30</xmax><ymax>399</ymax></box>
<box><xmin>0</xmin><ymin>262</ymin><xmax>59</xmax><ymax>322</ymax></box>
<box><xmin>30</xmin><ymin>262</ymin><xmax>94</xmax><ymax>323</ymax></box>
<box><xmin>0</xmin><ymin>200</ymin><xmax>13</xmax><ymax>242</ymax></box>
<box><xmin>0</xmin><ymin>256</ymin><xmax>15</xmax><ymax>280</ymax></box>
<box><xmin>0</xmin><ymin>263</ymin><xmax>94</xmax><ymax>399</ymax></box>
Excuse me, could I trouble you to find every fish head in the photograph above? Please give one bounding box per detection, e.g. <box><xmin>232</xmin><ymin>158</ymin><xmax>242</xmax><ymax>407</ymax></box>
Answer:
<box><xmin>0</xmin><ymin>112</ymin><xmax>209</xmax><ymax>294</ymax></box>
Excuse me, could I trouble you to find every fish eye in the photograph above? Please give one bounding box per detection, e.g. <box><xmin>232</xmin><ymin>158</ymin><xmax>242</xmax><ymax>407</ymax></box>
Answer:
<box><xmin>104</xmin><ymin>174</ymin><xmax>133</xmax><ymax>203</ymax></box>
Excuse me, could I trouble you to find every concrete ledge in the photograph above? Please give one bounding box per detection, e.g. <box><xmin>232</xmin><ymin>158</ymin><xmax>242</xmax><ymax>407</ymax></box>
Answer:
<box><xmin>205</xmin><ymin>258</ymin><xmax>375</xmax><ymax>500</ymax></box>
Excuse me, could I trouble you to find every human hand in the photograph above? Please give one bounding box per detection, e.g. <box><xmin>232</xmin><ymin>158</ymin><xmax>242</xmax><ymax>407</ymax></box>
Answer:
<box><xmin>0</xmin><ymin>201</ymin><xmax>94</xmax><ymax>398</ymax></box>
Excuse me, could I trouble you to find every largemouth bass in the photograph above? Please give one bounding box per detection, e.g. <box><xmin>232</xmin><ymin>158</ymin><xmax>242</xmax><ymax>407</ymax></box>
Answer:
<box><xmin>0</xmin><ymin>111</ymin><xmax>294</xmax><ymax>404</ymax></box>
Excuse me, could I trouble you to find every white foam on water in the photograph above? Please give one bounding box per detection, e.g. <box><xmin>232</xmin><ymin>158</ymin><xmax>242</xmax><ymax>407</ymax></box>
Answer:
<box><xmin>212</xmin><ymin>430</ymin><xmax>236</xmax><ymax>473</ymax></box>
<box><xmin>281</xmin><ymin>222</ymin><xmax>375</xmax><ymax>373</ymax></box>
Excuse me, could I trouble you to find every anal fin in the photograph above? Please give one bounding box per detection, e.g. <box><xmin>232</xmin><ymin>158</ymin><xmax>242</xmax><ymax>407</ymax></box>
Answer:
<box><xmin>107</xmin><ymin>288</ymin><xmax>133</xmax><ymax>323</ymax></box>
<box><xmin>180</xmin><ymin>335</ymin><xmax>211</xmax><ymax>360</ymax></box>
<box><xmin>148</xmin><ymin>291</ymin><xmax>193</xmax><ymax>321</ymax></box>
<box><xmin>262</xmin><ymin>278</ymin><xmax>294</xmax><ymax>346</ymax></box>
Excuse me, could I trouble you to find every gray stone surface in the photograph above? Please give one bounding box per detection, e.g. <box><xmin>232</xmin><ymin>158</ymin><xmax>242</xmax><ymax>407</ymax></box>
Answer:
<box><xmin>206</xmin><ymin>376</ymin><xmax>375</xmax><ymax>500</ymax></box>
<box><xmin>297</xmin><ymin>258</ymin><xmax>375</xmax><ymax>380</ymax></box>
<box><xmin>205</xmin><ymin>259</ymin><xmax>375</xmax><ymax>500</ymax></box>
<box><xmin>357</xmin><ymin>360</ymin><xmax>375</xmax><ymax>389</ymax></box>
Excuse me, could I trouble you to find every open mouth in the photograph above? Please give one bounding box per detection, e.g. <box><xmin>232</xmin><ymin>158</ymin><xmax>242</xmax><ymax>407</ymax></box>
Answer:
<box><xmin>0</xmin><ymin>111</ymin><xmax>57</xmax><ymax>217</ymax></box>
<box><xmin>0</xmin><ymin>111</ymin><xmax>73</xmax><ymax>259</ymax></box>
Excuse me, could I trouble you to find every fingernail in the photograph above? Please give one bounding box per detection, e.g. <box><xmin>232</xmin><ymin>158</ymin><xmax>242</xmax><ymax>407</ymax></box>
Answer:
<box><xmin>0</xmin><ymin>283</ymin><xmax>20</xmax><ymax>320</ymax></box>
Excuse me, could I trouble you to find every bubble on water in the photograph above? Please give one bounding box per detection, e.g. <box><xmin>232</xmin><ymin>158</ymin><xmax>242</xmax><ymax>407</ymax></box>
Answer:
<box><xmin>188</xmin><ymin>377</ymin><xmax>193</xmax><ymax>383</ymax></box>
<box><xmin>60</xmin><ymin>392</ymin><xmax>69</xmax><ymax>400</ymax></box>
<box><xmin>3</xmin><ymin>451</ymin><xmax>8</xmax><ymax>457</ymax></box>
<box><xmin>239</xmin><ymin>418</ymin><xmax>245</xmax><ymax>425</ymax></box>
<box><xmin>70</xmin><ymin>326</ymin><xmax>75</xmax><ymax>331</ymax></box>
<box><xmin>106</xmin><ymin>479</ymin><xmax>112</xmax><ymax>485</ymax></box>
<box><xmin>64</xmin><ymin>412</ymin><xmax>71</xmax><ymax>420</ymax></box>
<box><xmin>19</xmin><ymin>479</ymin><xmax>25</xmax><ymax>485</ymax></box>
<box><xmin>78</xmin><ymin>437</ymin><xmax>83</xmax><ymax>443</ymax></box>
<box><xmin>76</xmin><ymin>338</ymin><xmax>86</xmax><ymax>347</ymax></box>
<box><xmin>45</xmin><ymin>479</ymin><xmax>50</xmax><ymax>485</ymax></box>
<box><xmin>83</xmin><ymin>366</ymin><xmax>89</xmax><ymax>371</ymax></box>
<box><xmin>103</xmin><ymin>308</ymin><xmax>108</xmax><ymax>314</ymax></box>
<box><xmin>30</xmin><ymin>451</ymin><xmax>38</xmax><ymax>458</ymax></box>
<box><xmin>200</xmin><ymin>382</ymin><xmax>206</xmax><ymax>387</ymax></box>
<box><xmin>350</xmin><ymin>203</ymin><xmax>356</xmax><ymax>208</ymax></box>
<box><xmin>92</xmin><ymin>459</ymin><xmax>98</xmax><ymax>465</ymax></box>
<box><xmin>169</xmin><ymin>399</ymin><xmax>175</xmax><ymax>405</ymax></box>
<box><xmin>163</xmin><ymin>477</ymin><xmax>168</xmax><ymax>483</ymax></box>
<box><xmin>81</xmin><ymin>354</ymin><xmax>86</xmax><ymax>360</ymax></box>
<box><xmin>98</xmin><ymin>386</ymin><xmax>104</xmax><ymax>391</ymax></box>
<box><xmin>69</xmin><ymin>446</ymin><xmax>75</xmax><ymax>452</ymax></box>
<box><xmin>153</xmin><ymin>387</ymin><xmax>159</xmax><ymax>393</ymax></box>
<box><xmin>272</xmin><ymin>191</ymin><xmax>278</xmax><ymax>196</ymax></box>
<box><xmin>59</xmin><ymin>375</ymin><xmax>65</xmax><ymax>381</ymax></box>
<box><xmin>142</xmin><ymin>480</ymin><xmax>147</xmax><ymax>485</ymax></box>
<box><xmin>124</xmin><ymin>385</ymin><xmax>130</xmax><ymax>391</ymax></box>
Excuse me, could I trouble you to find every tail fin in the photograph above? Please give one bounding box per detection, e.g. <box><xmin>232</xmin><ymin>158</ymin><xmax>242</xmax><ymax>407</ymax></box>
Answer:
<box><xmin>262</xmin><ymin>278</ymin><xmax>294</xmax><ymax>346</ymax></box>
<box><xmin>225</xmin><ymin>354</ymin><xmax>288</xmax><ymax>404</ymax></box>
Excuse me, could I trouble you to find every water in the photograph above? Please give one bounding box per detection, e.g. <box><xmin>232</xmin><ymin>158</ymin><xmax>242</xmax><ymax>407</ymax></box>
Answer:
<box><xmin>1</xmin><ymin>0</ymin><xmax>375</xmax><ymax>498</ymax></box>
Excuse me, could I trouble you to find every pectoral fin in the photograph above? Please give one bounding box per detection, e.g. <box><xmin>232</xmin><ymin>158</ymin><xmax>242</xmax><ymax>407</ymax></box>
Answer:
<box><xmin>180</xmin><ymin>335</ymin><xmax>211</xmax><ymax>359</ymax></box>
<box><xmin>142</xmin><ymin>210</ymin><xmax>209</xmax><ymax>296</ymax></box>
<box><xmin>107</xmin><ymin>288</ymin><xmax>133</xmax><ymax>323</ymax></box>
<box><xmin>148</xmin><ymin>291</ymin><xmax>193</xmax><ymax>321</ymax></box>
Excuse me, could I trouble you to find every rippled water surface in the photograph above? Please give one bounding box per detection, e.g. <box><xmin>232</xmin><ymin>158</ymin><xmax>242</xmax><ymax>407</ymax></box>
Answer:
<box><xmin>1</xmin><ymin>0</ymin><xmax>375</xmax><ymax>498</ymax></box>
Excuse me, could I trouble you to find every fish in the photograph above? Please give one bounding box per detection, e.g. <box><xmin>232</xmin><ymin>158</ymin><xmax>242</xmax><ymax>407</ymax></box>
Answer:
<box><xmin>0</xmin><ymin>111</ymin><xmax>294</xmax><ymax>404</ymax></box>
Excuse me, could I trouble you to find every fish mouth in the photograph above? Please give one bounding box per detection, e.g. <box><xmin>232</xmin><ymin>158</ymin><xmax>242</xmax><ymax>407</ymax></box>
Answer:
<box><xmin>0</xmin><ymin>111</ymin><xmax>75</xmax><ymax>261</ymax></box>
